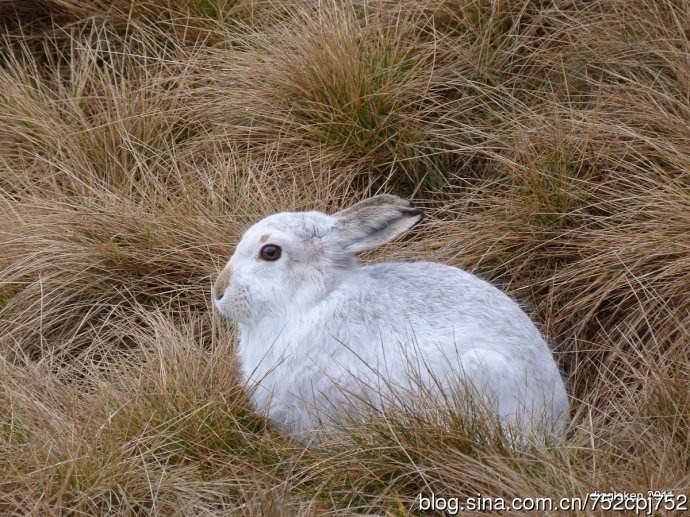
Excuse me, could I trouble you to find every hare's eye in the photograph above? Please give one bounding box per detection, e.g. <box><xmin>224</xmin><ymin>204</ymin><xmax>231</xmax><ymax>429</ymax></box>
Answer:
<box><xmin>259</xmin><ymin>244</ymin><xmax>282</xmax><ymax>261</ymax></box>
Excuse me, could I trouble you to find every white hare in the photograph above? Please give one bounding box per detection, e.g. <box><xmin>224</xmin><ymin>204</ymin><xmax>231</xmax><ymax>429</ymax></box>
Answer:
<box><xmin>213</xmin><ymin>195</ymin><xmax>569</xmax><ymax>438</ymax></box>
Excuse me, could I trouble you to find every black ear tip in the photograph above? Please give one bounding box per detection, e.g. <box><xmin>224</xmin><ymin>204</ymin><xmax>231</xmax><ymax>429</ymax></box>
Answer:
<box><xmin>401</xmin><ymin>207</ymin><xmax>424</xmax><ymax>226</ymax></box>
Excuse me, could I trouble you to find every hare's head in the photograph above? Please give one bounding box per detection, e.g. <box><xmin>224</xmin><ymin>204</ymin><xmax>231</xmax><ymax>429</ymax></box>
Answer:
<box><xmin>213</xmin><ymin>195</ymin><xmax>423</xmax><ymax>325</ymax></box>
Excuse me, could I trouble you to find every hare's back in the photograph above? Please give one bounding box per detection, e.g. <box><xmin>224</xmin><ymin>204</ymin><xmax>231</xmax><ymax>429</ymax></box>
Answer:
<box><xmin>350</xmin><ymin>261</ymin><xmax>545</xmax><ymax>354</ymax></box>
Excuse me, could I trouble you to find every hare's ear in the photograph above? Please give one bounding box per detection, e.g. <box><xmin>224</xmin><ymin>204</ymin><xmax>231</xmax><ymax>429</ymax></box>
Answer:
<box><xmin>331</xmin><ymin>195</ymin><xmax>423</xmax><ymax>253</ymax></box>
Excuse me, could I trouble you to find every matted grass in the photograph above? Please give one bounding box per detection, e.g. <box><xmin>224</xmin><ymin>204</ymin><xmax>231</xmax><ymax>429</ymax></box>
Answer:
<box><xmin>1</xmin><ymin>0</ymin><xmax>688</xmax><ymax>514</ymax></box>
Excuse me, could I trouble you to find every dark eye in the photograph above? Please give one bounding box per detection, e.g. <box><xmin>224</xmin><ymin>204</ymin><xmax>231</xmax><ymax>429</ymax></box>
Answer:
<box><xmin>259</xmin><ymin>244</ymin><xmax>282</xmax><ymax>261</ymax></box>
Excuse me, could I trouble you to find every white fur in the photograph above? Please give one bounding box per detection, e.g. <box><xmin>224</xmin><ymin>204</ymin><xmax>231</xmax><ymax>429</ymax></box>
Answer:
<box><xmin>213</xmin><ymin>196</ymin><xmax>569</xmax><ymax>438</ymax></box>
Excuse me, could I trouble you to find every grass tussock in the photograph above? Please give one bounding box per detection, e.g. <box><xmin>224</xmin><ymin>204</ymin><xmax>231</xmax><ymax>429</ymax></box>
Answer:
<box><xmin>0</xmin><ymin>0</ymin><xmax>688</xmax><ymax>514</ymax></box>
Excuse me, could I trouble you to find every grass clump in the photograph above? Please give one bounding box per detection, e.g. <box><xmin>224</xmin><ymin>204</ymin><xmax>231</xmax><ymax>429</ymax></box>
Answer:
<box><xmin>0</xmin><ymin>0</ymin><xmax>688</xmax><ymax>514</ymax></box>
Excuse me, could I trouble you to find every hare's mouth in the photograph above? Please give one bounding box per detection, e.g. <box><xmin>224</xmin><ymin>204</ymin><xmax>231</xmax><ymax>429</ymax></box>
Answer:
<box><xmin>213</xmin><ymin>284</ymin><xmax>251</xmax><ymax>324</ymax></box>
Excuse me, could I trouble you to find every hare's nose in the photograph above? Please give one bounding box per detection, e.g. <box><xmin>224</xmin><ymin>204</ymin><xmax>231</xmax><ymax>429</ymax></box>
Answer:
<box><xmin>213</xmin><ymin>266</ymin><xmax>232</xmax><ymax>301</ymax></box>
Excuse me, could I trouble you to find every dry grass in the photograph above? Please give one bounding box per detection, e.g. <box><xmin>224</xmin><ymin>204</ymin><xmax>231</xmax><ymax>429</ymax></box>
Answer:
<box><xmin>0</xmin><ymin>0</ymin><xmax>688</xmax><ymax>514</ymax></box>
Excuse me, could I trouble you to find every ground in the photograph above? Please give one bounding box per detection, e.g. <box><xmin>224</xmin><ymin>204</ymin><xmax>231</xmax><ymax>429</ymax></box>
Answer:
<box><xmin>0</xmin><ymin>0</ymin><xmax>688</xmax><ymax>515</ymax></box>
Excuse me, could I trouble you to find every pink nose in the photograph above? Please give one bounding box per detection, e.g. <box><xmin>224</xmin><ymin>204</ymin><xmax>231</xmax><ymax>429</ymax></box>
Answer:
<box><xmin>213</xmin><ymin>266</ymin><xmax>232</xmax><ymax>300</ymax></box>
